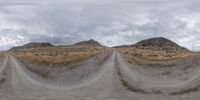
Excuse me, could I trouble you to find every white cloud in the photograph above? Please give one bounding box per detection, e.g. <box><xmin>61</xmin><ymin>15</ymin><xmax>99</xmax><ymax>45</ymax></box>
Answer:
<box><xmin>0</xmin><ymin>0</ymin><xmax>200</xmax><ymax>50</ymax></box>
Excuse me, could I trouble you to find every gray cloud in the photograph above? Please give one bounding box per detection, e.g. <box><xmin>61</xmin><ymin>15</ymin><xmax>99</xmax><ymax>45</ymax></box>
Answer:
<box><xmin>0</xmin><ymin>0</ymin><xmax>200</xmax><ymax>51</ymax></box>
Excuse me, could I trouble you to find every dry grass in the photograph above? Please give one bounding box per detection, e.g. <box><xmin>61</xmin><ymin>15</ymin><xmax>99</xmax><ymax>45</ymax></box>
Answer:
<box><xmin>13</xmin><ymin>51</ymin><xmax>101</xmax><ymax>66</ymax></box>
<box><xmin>116</xmin><ymin>47</ymin><xmax>195</xmax><ymax>61</ymax></box>
<box><xmin>11</xmin><ymin>45</ymin><xmax>111</xmax><ymax>66</ymax></box>
<box><xmin>10</xmin><ymin>45</ymin><xmax>112</xmax><ymax>77</ymax></box>
<box><xmin>0</xmin><ymin>52</ymin><xmax>5</xmax><ymax>59</ymax></box>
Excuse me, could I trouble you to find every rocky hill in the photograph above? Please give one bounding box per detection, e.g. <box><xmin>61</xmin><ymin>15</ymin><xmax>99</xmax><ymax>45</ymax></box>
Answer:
<box><xmin>10</xmin><ymin>42</ymin><xmax>53</xmax><ymax>51</ymax></box>
<box><xmin>132</xmin><ymin>37</ymin><xmax>189</xmax><ymax>51</ymax></box>
<box><xmin>74</xmin><ymin>39</ymin><xmax>102</xmax><ymax>46</ymax></box>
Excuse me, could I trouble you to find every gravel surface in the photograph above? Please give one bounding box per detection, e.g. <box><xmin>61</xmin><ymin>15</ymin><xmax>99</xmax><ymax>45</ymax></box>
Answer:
<box><xmin>0</xmin><ymin>52</ymin><xmax>200</xmax><ymax>100</ymax></box>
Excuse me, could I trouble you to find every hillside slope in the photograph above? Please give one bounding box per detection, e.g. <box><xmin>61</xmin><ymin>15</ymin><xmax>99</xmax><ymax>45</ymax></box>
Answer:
<box><xmin>116</xmin><ymin>37</ymin><xmax>192</xmax><ymax>61</ymax></box>
<box><xmin>10</xmin><ymin>42</ymin><xmax>53</xmax><ymax>51</ymax></box>
<box><xmin>132</xmin><ymin>37</ymin><xmax>189</xmax><ymax>51</ymax></box>
<box><xmin>74</xmin><ymin>39</ymin><xmax>102</xmax><ymax>46</ymax></box>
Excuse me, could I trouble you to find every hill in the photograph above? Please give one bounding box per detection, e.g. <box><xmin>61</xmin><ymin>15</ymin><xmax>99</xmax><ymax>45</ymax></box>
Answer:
<box><xmin>116</xmin><ymin>37</ymin><xmax>192</xmax><ymax>61</ymax></box>
<box><xmin>132</xmin><ymin>37</ymin><xmax>189</xmax><ymax>52</ymax></box>
<box><xmin>10</xmin><ymin>42</ymin><xmax>53</xmax><ymax>51</ymax></box>
<box><xmin>74</xmin><ymin>39</ymin><xmax>102</xmax><ymax>46</ymax></box>
<box><xmin>113</xmin><ymin>45</ymin><xmax>130</xmax><ymax>48</ymax></box>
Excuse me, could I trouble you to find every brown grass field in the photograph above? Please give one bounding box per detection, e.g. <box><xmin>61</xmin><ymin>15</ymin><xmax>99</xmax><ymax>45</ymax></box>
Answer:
<box><xmin>116</xmin><ymin>47</ymin><xmax>197</xmax><ymax>62</ymax></box>
<box><xmin>0</xmin><ymin>52</ymin><xmax>5</xmax><ymax>64</ymax></box>
<box><xmin>0</xmin><ymin>52</ymin><xmax>5</xmax><ymax>59</ymax></box>
<box><xmin>10</xmin><ymin>45</ymin><xmax>112</xmax><ymax>77</ymax></box>
<box><xmin>11</xmin><ymin>45</ymin><xmax>111</xmax><ymax>66</ymax></box>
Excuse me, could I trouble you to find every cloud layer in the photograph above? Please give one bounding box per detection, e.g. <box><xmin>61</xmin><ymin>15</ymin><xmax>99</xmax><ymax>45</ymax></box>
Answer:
<box><xmin>0</xmin><ymin>0</ymin><xmax>200</xmax><ymax>51</ymax></box>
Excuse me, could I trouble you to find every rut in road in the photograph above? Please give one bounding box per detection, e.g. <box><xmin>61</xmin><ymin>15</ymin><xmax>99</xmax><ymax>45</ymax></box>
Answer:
<box><xmin>1</xmin><ymin>52</ymin><xmax>200</xmax><ymax>100</ymax></box>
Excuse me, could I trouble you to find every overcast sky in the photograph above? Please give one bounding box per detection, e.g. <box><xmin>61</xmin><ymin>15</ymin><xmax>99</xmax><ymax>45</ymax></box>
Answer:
<box><xmin>0</xmin><ymin>0</ymin><xmax>200</xmax><ymax>51</ymax></box>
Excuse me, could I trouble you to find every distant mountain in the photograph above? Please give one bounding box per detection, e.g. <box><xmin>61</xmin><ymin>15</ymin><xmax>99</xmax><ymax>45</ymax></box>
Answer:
<box><xmin>113</xmin><ymin>45</ymin><xmax>130</xmax><ymax>48</ymax></box>
<box><xmin>132</xmin><ymin>37</ymin><xmax>189</xmax><ymax>51</ymax></box>
<box><xmin>74</xmin><ymin>39</ymin><xmax>102</xmax><ymax>46</ymax></box>
<box><xmin>10</xmin><ymin>42</ymin><xmax>53</xmax><ymax>51</ymax></box>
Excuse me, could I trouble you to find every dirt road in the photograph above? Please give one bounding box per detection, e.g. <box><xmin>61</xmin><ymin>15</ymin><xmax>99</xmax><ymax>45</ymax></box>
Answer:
<box><xmin>1</xmin><ymin>51</ymin><xmax>200</xmax><ymax>100</ymax></box>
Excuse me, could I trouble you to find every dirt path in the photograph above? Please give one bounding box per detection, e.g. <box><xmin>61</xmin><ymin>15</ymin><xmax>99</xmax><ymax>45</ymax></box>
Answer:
<box><xmin>1</xmin><ymin>53</ymin><xmax>115</xmax><ymax>100</ymax></box>
<box><xmin>112</xmin><ymin>51</ymin><xmax>200</xmax><ymax>100</ymax></box>
<box><xmin>116</xmin><ymin>52</ymin><xmax>199</xmax><ymax>92</ymax></box>
<box><xmin>1</xmin><ymin>52</ymin><xmax>200</xmax><ymax>100</ymax></box>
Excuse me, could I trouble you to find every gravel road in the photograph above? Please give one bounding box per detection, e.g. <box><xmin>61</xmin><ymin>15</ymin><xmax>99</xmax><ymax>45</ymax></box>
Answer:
<box><xmin>0</xmin><ymin>51</ymin><xmax>200</xmax><ymax>100</ymax></box>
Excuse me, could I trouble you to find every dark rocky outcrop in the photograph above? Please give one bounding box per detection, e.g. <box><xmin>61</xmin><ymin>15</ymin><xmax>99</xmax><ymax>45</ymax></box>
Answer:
<box><xmin>132</xmin><ymin>37</ymin><xmax>189</xmax><ymax>51</ymax></box>
<box><xmin>74</xmin><ymin>39</ymin><xmax>102</xmax><ymax>46</ymax></box>
<box><xmin>10</xmin><ymin>42</ymin><xmax>53</xmax><ymax>51</ymax></box>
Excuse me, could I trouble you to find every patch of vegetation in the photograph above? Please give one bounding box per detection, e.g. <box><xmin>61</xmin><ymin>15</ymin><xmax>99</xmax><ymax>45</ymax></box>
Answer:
<box><xmin>162</xmin><ymin>71</ymin><xmax>171</xmax><ymax>75</ymax></box>
<box><xmin>116</xmin><ymin>47</ymin><xmax>194</xmax><ymax>61</ymax></box>
<box><xmin>22</xmin><ymin>61</ymin><xmax>51</xmax><ymax>78</ymax></box>
<box><xmin>127</xmin><ymin>60</ymin><xmax>133</xmax><ymax>64</ymax></box>
<box><xmin>0</xmin><ymin>52</ymin><xmax>5</xmax><ymax>59</ymax></box>
<box><xmin>0</xmin><ymin>77</ymin><xmax>5</xmax><ymax>84</ymax></box>
<box><xmin>115</xmin><ymin>64</ymin><xmax>149</xmax><ymax>94</ymax></box>
<box><xmin>120</xmin><ymin>76</ymin><xmax>148</xmax><ymax>94</ymax></box>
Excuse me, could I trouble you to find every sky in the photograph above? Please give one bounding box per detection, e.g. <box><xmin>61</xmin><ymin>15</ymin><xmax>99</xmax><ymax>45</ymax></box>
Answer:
<box><xmin>0</xmin><ymin>0</ymin><xmax>200</xmax><ymax>51</ymax></box>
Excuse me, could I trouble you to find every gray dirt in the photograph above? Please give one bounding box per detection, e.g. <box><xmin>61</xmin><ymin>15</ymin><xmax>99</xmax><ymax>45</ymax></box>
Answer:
<box><xmin>0</xmin><ymin>51</ymin><xmax>200</xmax><ymax>100</ymax></box>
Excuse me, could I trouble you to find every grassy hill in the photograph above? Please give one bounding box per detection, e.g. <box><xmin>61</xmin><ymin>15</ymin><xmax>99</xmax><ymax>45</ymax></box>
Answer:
<box><xmin>116</xmin><ymin>37</ymin><xmax>193</xmax><ymax>61</ymax></box>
